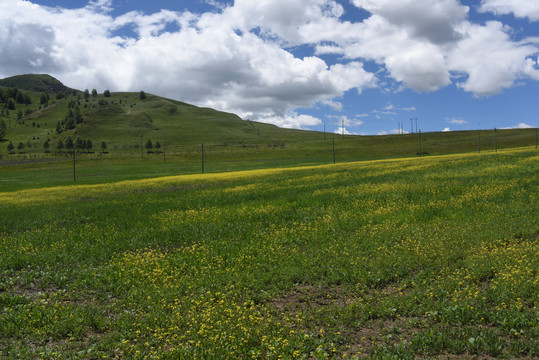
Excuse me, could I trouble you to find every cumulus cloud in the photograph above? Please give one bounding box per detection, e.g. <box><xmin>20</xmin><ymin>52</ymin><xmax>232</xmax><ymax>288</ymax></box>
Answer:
<box><xmin>447</xmin><ymin>21</ymin><xmax>539</xmax><ymax>96</ymax></box>
<box><xmin>1</xmin><ymin>0</ymin><xmax>539</xmax><ymax>129</ymax></box>
<box><xmin>346</xmin><ymin>0</ymin><xmax>539</xmax><ymax>95</ymax></box>
<box><xmin>0</xmin><ymin>0</ymin><xmax>381</xmax><ymax>128</ymax></box>
<box><xmin>480</xmin><ymin>0</ymin><xmax>539</xmax><ymax>21</ymax></box>
<box><xmin>352</xmin><ymin>0</ymin><xmax>468</xmax><ymax>44</ymax></box>
<box><xmin>334</xmin><ymin>127</ymin><xmax>354</xmax><ymax>135</ymax></box>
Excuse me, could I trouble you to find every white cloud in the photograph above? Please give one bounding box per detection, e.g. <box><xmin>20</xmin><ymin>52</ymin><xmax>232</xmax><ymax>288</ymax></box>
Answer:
<box><xmin>0</xmin><ymin>0</ymin><xmax>378</xmax><ymax>128</ymax></box>
<box><xmin>322</xmin><ymin>99</ymin><xmax>343</xmax><ymax>111</ymax></box>
<box><xmin>442</xmin><ymin>127</ymin><xmax>451</xmax><ymax>132</ymax></box>
<box><xmin>352</xmin><ymin>0</ymin><xmax>468</xmax><ymax>44</ymax></box>
<box><xmin>1</xmin><ymin>0</ymin><xmax>539</xmax><ymax>130</ymax></box>
<box><xmin>255</xmin><ymin>112</ymin><xmax>322</xmax><ymax>129</ymax></box>
<box><xmin>480</xmin><ymin>0</ymin><xmax>539</xmax><ymax>21</ymax></box>
<box><xmin>334</xmin><ymin>127</ymin><xmax>353</xmax><ymax>135</ymax></box>
<box><xmin>447</xmin><ymin>118</ymin><xmax>468</xmax><ymax>125</ymax></box>
<box><xmin>447</xmin><ymin>21</ymin><xmax>539</xmax><ymax>96</ymax></box>
<box><xmin>502</xmin><ymin>122</ymin><xmax>533</xmax><ymax>129</ymax></box>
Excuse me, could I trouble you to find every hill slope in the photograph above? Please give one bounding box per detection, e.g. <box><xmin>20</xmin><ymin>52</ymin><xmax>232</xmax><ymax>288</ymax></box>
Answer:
<box><xmin>0</xmin><ymin>74</ymin><xmax>75</xmax><ymax>94</ymax></box>
<box><xmin>0</xmin><ymin>74</ymin><xmax>536</xmax><ymax>164</ymax></box>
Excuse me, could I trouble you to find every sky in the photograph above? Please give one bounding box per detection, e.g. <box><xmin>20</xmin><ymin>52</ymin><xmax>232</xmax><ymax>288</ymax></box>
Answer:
<box><xmin>1</xmin><ymin>0</ymin><xmax>539</xmax><ymax>135</ymax></box>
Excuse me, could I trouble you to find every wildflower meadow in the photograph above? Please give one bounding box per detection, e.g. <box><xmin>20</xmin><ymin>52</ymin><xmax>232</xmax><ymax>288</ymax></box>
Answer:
<box><xmin>0</xmin><ymin>148</ymin><xmax>537</xmax><ymax>359</ymax></box>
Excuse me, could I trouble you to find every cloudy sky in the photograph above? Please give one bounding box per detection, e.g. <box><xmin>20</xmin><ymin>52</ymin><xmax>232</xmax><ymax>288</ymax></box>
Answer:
<box><xmin>1</xmin><ymin>0</ymin><xmax>539</xmax><ymax>135</ymax></box>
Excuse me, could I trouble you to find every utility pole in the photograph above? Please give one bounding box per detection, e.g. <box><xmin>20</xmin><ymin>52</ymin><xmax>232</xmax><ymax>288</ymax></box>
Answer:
<box><xmin>410</xmin><ymin>118</ymin><xmax>417</xmax><ymax>134</ymax></box>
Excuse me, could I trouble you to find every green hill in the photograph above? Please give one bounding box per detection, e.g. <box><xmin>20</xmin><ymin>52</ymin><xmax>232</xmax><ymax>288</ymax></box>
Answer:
<box><xmin>0</xmin><ymin>74</ymin><xmax>537</xmax><ymax>170</ymax></box>
<box><xmin>0</xmin><ymin>74</ymin><xmax>75</xmax><ymax>94</ymax></box>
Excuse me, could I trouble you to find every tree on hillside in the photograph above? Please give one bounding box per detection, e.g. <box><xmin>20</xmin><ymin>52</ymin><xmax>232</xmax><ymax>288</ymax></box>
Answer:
<box><xmin>17</xmin><ymin>109</ymin><xmax>23</xmax><ymax>121</ymax></box>
<box><xmin>17</xmin><ymin>142</ymin><xmax>25</xmax><ymax>152</ymax></box>
<box><xmin>16</xmin><ymin>91</ymin><xmax>24</xmax><ymax>104</ymax></box>
<box><xmin>92</xmin><ymin>89</ymin><xmax>98</xmax><ymax>97</ymax></box>
<box><xmin>7</xmin><ymin>98</ymin><xmax>15</xmax><ymax>110</ymax></box>
<box><xmin>7</xmin><ymin>141</ymin><xmax>15</xmax><ymax>153</ymax></box>
<box><xmin>40</xmin><ymin>92</ymin><xmax>50</xmax><ymax>105</ymax></box>
<box><xmin>139</xmin><ymin>91</ymin><xmax>146</xmax><ymax>100</ymax></box>
<box><xmin>0</xmin><ymin>120</ymin><xmax>6</xmax><ymax>140</ymax></box>
<box><xmin>145</xmin><ymin>139</ymin><xmax>153</xmax><ymax>153</ymax></box>
<box><xmin>101</xmin><ymin>141</ymin><xmax>107</xmax><ymax>153</ymax></box>
<box><xmin>43</xmin><ymin>139</ymin><xmax>50</xmax><ymax>153</ymax></box>
<box><xmin>84</xmin><ymin>89</ymin><xmax>90</xmax><ymax>100</ymax></box>
<box><xmin>75</xmin><ymin>137</ymin><xmax>84</xmax><ymax>151</ymax></box>
<box><xmin>74</xmin><ymin>107</ymin><xmax>83</xmax><ymax>124</ymax></box>
<box><xmin>56</xmin><ymin>139</ymin><xmax>64</xmax><ymax>152</ymax></box>
<box><xmin>104</xmin><ymin>90</ymin><xmax>111</xmax><ymax>98</ymax></box>
<box><xmin>155</xmin><ymin>141</ymin><xmax>161</xmax><ymax>152</ymax></box>
<box><xmin>65</xmin><ymin>137</ymin><xmax>74</xmax><ymax>150</ymax></box>
<box><xmin>85</xmin><ymin>139</ymin><xmax>93</xmax><ymax>153</ymax></box>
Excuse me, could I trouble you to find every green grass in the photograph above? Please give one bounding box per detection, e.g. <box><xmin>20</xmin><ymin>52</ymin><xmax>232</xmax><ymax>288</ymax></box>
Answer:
<box><xmin>1</xmin><ymin>148</ymin><xmax>537</xmax><ymax>359</ymax></box>
<box><xmin>0</xmin><ymin>74</ymin><xmax>75</xmax><ymax>94</ymax></box>
<box><xmin>1</xmin><ymin>76</ymin><xmax>537</xmax><ymax>170</ymax></box>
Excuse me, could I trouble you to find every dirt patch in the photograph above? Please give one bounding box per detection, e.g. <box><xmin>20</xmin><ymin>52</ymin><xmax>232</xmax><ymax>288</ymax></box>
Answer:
<box><xmin>270</xmin><ymin>284</ymin><xmax>352</xmax><ymax>314</ymax></box>
<box><xmin>343</xmin><ymin>316</ymin><xmax>426</xmax><ymax>358</ymax></box>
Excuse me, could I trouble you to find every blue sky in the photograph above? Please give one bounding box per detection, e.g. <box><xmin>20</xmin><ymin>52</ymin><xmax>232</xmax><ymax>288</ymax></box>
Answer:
<box><xmin>1</xmin><ymin>0</ymin><xmax>539</xmax><ymax>135</ymax></box>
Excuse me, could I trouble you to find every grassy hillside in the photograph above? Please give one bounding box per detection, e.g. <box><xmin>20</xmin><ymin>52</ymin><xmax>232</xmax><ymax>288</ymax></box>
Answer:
<box><xmin>1</xmin><ymin>74</ymin><xmax>537</xmax><ymax>189</ymax></box>
<box><xmin>1</xmin><ymin>149</ymin><xmax>537</xmax><ymax>359</ymax></box>
<box><xmin>0</xmin><ymin>74</ymin><xmax>75</xmax><ymax>94</ymax></box>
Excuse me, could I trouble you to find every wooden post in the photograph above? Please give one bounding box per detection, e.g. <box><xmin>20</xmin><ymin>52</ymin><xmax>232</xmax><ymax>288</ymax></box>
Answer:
<box><xmin>478</xmin><ymin>133</ymin><xmax>481</xmax><ymax>153</ymax></box>
<box><xmin>418</xmin><ymin>130</ymin><xmax>422</xmax><ymax>157</ymax></box>
<box><xmin>201</xmin><ymin>144</ymin><xmax>205</xmax><ymax>174</ymax></box>
<box><xmin>73</xmin><ymin>149</ymin><xmax>76</xmax><ymax>182</ymax></box>
<box><xmin>494</xmin><ymin>128</ymin><xmax>497</xmax><ymax>153</ymax></box>
<box><xmin>332</xmin><ymin>138</ymin><xmax>336</xmax><ymax>164</ymax></box>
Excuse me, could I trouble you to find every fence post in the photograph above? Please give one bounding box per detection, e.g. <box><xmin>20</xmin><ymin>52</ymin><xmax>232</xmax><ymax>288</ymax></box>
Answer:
<box><xmin>73</xmin><ymin>149</ymin><xmax>76</xmax><ymax>182</ymax></box>
<box><xmin>201</xmin><ymin>144</ymin><xmax>205</xmax><ymax>174</ymax></box>
<box><xmin>478</xmin><ymin>133</ymin><xmax>481</xmax><ymax>153</ymax></box>
<box><xmin>418</xmin><ymin>130</ymin><xmax>422</xmax><ymax>157</ymax></box>
<box><xmin>332</xmin><ymin>138</ymin><xmax>336</xmax><ymax>164</ymax></box>
<box><xmin>494</xmin><ymin>128</ymin><xmax>497</xmax><ymax>153</ymax></box>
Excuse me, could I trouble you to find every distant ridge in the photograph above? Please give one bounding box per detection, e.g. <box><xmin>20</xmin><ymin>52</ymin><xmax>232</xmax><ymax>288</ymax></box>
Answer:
<box><xmin>0</xmin><ymin>74</ymin><xmax>75</xmax><ymax>94</ymax></box>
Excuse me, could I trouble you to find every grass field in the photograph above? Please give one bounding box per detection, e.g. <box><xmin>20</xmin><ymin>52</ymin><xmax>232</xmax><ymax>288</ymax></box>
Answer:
<box><xmin>0</xmin><ymin>147</ymin><xmax>537</xmax><ymax>359</ymax></box>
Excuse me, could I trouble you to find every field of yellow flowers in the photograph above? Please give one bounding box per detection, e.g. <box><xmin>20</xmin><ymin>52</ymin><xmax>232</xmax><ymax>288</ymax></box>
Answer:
<box><xmin>0</xmin><ymin>148</ymin><xmax>537</xmax><ymax>359</ymax></box>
